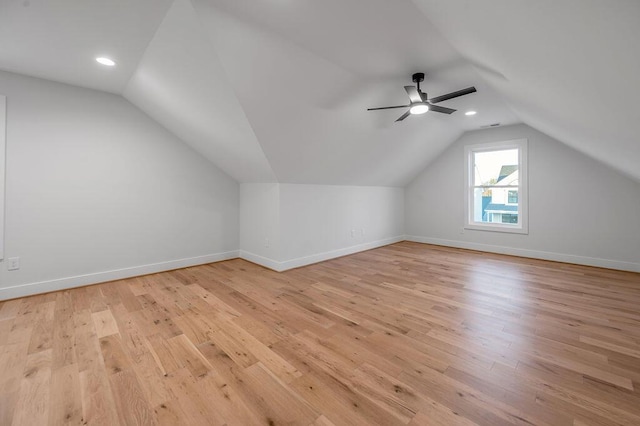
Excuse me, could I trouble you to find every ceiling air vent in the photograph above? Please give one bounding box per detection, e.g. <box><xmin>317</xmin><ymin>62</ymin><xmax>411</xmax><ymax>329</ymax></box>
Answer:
<box><xmin>480</xmin><ymin>123</ymin><xmax>501</xmax><ymax>128</ymax></box>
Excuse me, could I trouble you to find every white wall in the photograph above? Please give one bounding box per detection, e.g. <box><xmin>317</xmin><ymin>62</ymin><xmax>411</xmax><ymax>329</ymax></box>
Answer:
<box><xmin>239</xmin><ymin>183</ymin><xmax>280</xmax><ymax>268</ymax></box>
<box><xmin>0</xmin><ymin>70</ymin><xmax>240</xmax><ymax>299</ymax></box>
<box><xmin>279</xmin><ymin>184</ymin><xmax>404</xmax><ymax>268</ymax></box>
<box><xmin>406</xmin><ymin>124</ymin><xmax>640</xmax><ymax>272</ymax></box>
<box><xmin>240</xmin><ymin>183</ymin><xmax>405</xmax><ymax>271</ymax></box>
<box><xmin>0</xmin><ymin>95</ymin><xmax>5</xmax><ymax>260</ymax></box>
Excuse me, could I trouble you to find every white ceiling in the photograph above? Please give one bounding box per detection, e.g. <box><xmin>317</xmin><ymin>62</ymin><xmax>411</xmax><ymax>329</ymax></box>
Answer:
<box><xmin>0</xmin><ymin>0</ymin><xmax>173</xmax><ymax>93</ymax></box>
<box><xmin>0</xmin><ymin>0</ymin><xmax>638</xmax><ymax>184</ymax></box>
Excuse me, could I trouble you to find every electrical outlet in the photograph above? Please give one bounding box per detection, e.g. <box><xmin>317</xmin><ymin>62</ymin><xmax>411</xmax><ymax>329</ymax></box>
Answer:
<box><xmin>351</xmin><ymin>229</ymin><xmax>356</xmax><ymax>238</ymax></box>
<box><xmin>360</xmin><ymin>228</ymin><xmax>365</xmax><ymax>236</ymax></box>
<box><xmin>264</xmin><ymin>237</ymin><xmax>269</xmax><ymax>248</ymax></box>
<box><xmin>7</xmin><ymin>257</ymin><xmax>20</xmax><ymax>271</ymax></box>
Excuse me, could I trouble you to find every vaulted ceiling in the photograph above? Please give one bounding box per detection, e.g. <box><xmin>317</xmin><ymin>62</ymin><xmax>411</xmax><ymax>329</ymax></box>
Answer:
<box><xmin>1</xmin><ymin>0</ymin><xmax>638</xmax><ymax>185</ymax></box>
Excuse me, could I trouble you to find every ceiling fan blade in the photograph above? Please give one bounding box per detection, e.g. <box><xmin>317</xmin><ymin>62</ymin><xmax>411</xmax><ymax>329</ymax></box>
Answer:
<box><xmin>395</xmin><ymin>110</ymin><xmax>411</xmax><ymax>122</ymax></box>
<box><xmin>429</xmin><ymin>87</ymin><xmax>477</xmax><ymax>104</ymax></box>
<box><xmin>428</xmin><ymin>104</ymin><xmax>456</xmax><ymax>114</ymax></box>
<box><xmin>404</xmin><ymin>86</ymin><xmax>422</xmax><ymax>103</ymax></box>
<box><xmin>367</xmin><ymin>105</ymin><xmax>410</xmax><ymax>111</ymax></box>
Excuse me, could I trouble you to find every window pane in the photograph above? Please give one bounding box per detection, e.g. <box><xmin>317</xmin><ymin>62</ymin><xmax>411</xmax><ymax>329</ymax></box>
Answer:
<box><xmin>480</xmin><ymin>187</ymin><xmax>519</xmax><ymax>224</ymax></box>
<box><xmin>471</xmin><ymin>148</ymin><xmax>519</xmax><ymax>225</ymax></box>
<box><xmin>473</xmin><ymin>149</ymin><xmax>518</xmax><ymax>186</ymax></box>
<box><xmin>502</xmin><ymin>214</ymin><xmax>518</xmax><ymax>224</ymax></box>
<box><xmin>473</xmin><ymin>187</ymin><xmax>515</xmax><ymax>224</ymax></box>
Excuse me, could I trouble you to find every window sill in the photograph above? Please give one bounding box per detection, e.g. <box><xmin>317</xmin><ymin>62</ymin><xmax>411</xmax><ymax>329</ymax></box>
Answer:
<box><xmin>464</xmin><ymin>223</ymin><xmax>529</xmax><ymax>235</ymax></box>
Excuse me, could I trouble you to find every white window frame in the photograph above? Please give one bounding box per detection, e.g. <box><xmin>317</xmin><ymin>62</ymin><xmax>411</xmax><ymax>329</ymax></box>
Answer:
<box><xmin>464</xmin><ymin>138</ymin><xmax>528</xmax><ymax>234</ymax></box>
<box><xmin>0</xmin><ymin>95</ymin><xmax>5</xmax><ymax>260</ymax></box>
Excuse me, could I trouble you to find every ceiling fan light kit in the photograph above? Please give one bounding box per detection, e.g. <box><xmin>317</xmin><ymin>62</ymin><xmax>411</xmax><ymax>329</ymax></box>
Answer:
<box><xmin>368</xmin><ymin>72</ymin><xmax>477</xmax><ymax>122</ymax></box>
<box><xmin>409</xmin><ymin>103</ymin><xmax>429</xmax><ymax>115</ymax></box>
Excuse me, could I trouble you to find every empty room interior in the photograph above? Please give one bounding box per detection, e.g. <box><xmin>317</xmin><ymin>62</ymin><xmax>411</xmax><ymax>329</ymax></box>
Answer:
<box><xmin>1</xmin><ymin>1</ymin><xmax>640</xmax><ymax>425</ymax></box>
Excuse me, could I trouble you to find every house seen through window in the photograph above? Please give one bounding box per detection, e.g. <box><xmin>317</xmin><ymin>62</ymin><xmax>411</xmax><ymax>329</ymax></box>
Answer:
<box><xmin>464</xmin><ymin>139</ymin><xmax>528</xmax><ymax>234</ymax></box>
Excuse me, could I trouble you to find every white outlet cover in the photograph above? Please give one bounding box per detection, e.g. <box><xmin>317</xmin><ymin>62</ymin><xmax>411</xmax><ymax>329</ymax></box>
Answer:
<box><xmin>8</xmin><ymin>257</ymin><xmax>20</xmax><ymax>271</ymax></box>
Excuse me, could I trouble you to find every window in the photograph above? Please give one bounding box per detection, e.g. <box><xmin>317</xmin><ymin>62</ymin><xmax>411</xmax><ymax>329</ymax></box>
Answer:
<box><xmin>464</xmin><ymin>139</ymin><xmax>528</xmax><ymax>234</ymax></box>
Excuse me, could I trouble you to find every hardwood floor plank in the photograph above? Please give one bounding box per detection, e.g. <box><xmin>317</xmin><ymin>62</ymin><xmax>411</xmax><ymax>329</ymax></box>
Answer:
<box><xmin>194</xmin><ymin>371</ymin><xmax>265</xmax><ymax>425</ymax></box>
<box><xmin>0</xmin><ymin>299</ymin><xmax>22</xmax><ymax>321</ymax></box>
<box><xmin>579</xmin><ymin>335</ymin><xmax>640</xmax><ymax>359</ymax></box>
<box><xmin>161</xmin><ymin>368</ymin><xmax>222</xmax><ymax>425</ymax></box>
<box><xmin>99</xmin><ymin>335</ymin><xmax>133</xmax><ymax>375</ymax></box>
<box><xmin>0</xmin><ymin>339</ymin><xmax>30</xmax><ymax>396</ymax></box>
<box><xmin>11</xmin><ymin>349</ymin><xmax>52</xmax><ymax>426</ymax></box>
<box><xmin>79</xmin><ymin>368</ymin><xmax>121</xmax><ymax>426</ymax></box>
<box><xmin>27</xmin><ymin>301</ymin><xmax>55</xmax><ymax>355</ymax></box>
<box><xmin>0</xmin><ymin>392</ymin><xmax>18</xmax><ymax>426</ymax></box>
<box><xmin>241</xmin><ymin>362</ymin><xmax>319</xmax><ymax>425</ymax></box>
<box><xmin>51</xmin><ymin>292</ymin><xmax>77</xmax><ymax>370</ymax></box>
<box><xmin>48</xmin><ymin>363</ymin><xmax>83</xmax><ymax>426</ymax></box>
<box><xmin>349</xmin><ymin>363</ymin><xmax>419</xmax><ymax>423</ymax></box>
<box><xmin>165</xmin><ymin>334</ymin><xmax>213</xmax><ymax>379</ymax></box>
<box><xmin>221</xmin><ymin>320</ymin><xmax>302</xmax><ymax>383</ymax></box>
<box><xmin>92</xmin><ymin>309</ymin><xmax>120</xmax><ymax>339</ymax></box>
<box><xmin>131</xmin><ymin>352</ymin><xmax>173</xmax><ymax>408</ymax></box>
<box><xmin>109</xmin><ymin>369</ymin><xmax>156</xmax><ymax>426</ymax></box>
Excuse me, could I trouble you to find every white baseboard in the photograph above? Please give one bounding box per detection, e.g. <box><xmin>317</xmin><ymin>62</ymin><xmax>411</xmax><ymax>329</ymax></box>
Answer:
<box><xmin>238</xmin><ymin>250</ymin><xmax>282</xmax><ymax>272</ymax></box>
<box><xmin>0</xmin><ymin>250</ymin><xmax>239</xmax><ymax>301</ymax></box>
<box><xmin>280</xmin><ymin>236</ymin><xmax>405</xmax><ymax>271</ymax></box>
<box><xmin>405</xmin><ymin>235</ymin><xmax>640</xmax><ymax>273</ymax></box>
<box><xmin>240</xmin><ymin>235</ymin><xmax>405</xmax><ymax>272</ymax></box>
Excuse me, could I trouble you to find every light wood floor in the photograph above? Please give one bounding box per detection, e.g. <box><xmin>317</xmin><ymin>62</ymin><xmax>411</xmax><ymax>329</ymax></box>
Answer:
<box><xmin>1</xmin><ymin>242</ymin><xmax>640</xmax><ymax>425</ymax></box>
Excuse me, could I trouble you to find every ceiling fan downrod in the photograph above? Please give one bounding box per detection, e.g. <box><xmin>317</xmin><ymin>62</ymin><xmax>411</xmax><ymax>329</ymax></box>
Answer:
<box><xmin>412</xmin><ymin>72</ymin><xmax>425</xmax><ymax>93</ymax></box>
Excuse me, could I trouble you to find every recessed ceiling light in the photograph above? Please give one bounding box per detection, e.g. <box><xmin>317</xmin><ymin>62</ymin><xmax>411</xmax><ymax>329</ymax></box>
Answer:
<box><xmin>409</xmin><ymin>103</ymin><xmax>429</xmax><ymax>115</ymax></box>
<box><xmin>465</xmin><ymin>111</ymin><xmax>477</xmax><ymax>116</ymax></box>
<box><xmin>96</xmin><ymin>57</ymin><xmax>116</xmax><ymax>67</ymax></box>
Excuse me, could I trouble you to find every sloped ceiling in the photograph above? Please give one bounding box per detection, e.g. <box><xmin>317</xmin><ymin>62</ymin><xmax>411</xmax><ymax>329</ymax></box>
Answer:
<box><xmin>412</xmin><ymin>0</ymin><xmax>640</xmax><ymax>182</ymax></box>
<box><xmin>0</xmin><ymin>0</ymin><xmax>637</xmax><ymax>184</ymax></box>
<box><xmin>123</xmin><ymin>0</ymin><xmax>276</xmax><ymax>182</ymax></box>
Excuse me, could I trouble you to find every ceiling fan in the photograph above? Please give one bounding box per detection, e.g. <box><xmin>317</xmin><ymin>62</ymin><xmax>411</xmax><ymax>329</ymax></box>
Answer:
<box><xmin>368</xmin><ymin>73</ymin><xmax>477</xmax><ymax>122</ymax></box>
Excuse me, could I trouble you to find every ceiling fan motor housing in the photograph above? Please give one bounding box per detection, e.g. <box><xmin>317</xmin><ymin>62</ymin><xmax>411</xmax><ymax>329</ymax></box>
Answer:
<box><xmin>412</xmin><ymin>73</ymin><xmax>425</xmax><ymax>84</ymax></box>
